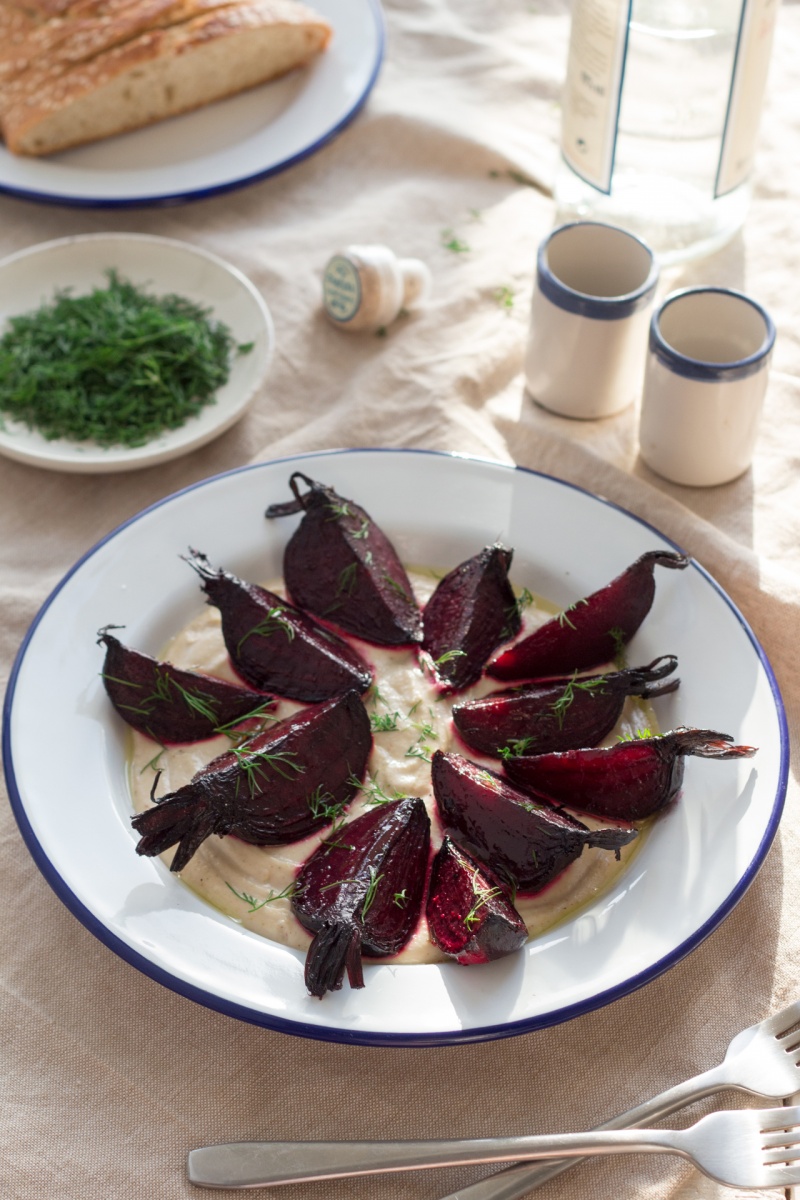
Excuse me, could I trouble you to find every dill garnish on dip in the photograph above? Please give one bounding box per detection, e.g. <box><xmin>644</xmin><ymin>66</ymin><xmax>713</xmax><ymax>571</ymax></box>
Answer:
<box><xmin>0</xmin><ymin>270</ymin><xmax>253</xmax><ymax>448</ymax></box>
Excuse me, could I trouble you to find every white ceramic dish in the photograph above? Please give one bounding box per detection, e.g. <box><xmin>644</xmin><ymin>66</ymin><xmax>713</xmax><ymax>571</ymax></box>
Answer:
<box><xmin>2</xmin><ymin>449</ymin><xmax>787</xmax><ymax>1045</ymax></box>
<box><xmin>0</xmin><ymin>0</ymin><xmax>383</xmax><ymax>208</ymax></box>
<box><xmin>0</xmin><ymin>234</ymin><xmax>274</xmax><ymax>473</ymax></box>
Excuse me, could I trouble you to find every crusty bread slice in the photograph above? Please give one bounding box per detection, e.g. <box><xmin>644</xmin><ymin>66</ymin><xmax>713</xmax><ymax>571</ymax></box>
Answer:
<box><xmin>0</xmin><ymin>0</ymin><xmax>247</xmax><ymax>85</ymax></box>
<box><xmin>1</xmin><ymin>0</ymin><xmax>332</xmax><ymax>156</ymax></box>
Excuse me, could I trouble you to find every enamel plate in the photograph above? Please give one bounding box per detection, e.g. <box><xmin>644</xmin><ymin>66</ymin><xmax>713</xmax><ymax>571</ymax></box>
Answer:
<box><xmin>2</xmin><ymin>449</ymin><xmax>788</xmax><ymax>1045</ymax></box>
<box><xmin>0</xmin><ymin>0</ymin><xmax>383</xmax><ymax>207</ymax></box>
<box><xmin>0</xmin><ymin>234</ymin><xmax>274</xmax><ymax>473</ymax></box>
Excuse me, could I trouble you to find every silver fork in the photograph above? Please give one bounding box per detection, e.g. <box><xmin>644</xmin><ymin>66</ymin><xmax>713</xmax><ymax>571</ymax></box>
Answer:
<box><xmin>186</xmin><ymin>1000</ymin><xmax>800</xmax><ymax>1194</ymax></box>
<box><xmin>187</xmin><ymin>1105</ymin><xmax>800</xmax><ymax>1190</ymax></box>
<box><xmin>431</xmin><ymin>999</ymin><xmax>800</xmax><ymax>1200</ymax></box>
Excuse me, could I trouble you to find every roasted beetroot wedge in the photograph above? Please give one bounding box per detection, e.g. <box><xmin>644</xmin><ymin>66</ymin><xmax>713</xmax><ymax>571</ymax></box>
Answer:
<box><xmin>99</xmin><ymin>628</ymin><xmax>273</xmax><ymax>744</ymax></box>
<box><xmin>488</xmin><ymin>550</ymin><xmax>690</xmax><ymax>681</ymax></box>
<box><xmin>292</xmin><ymin>797</ymin><xmax>431</xmax><ymax>998</ymax></box>
<box><xmin>426</xmin><ymin>837</ymin><xmax>528</xmax><ymax>965</ymax></box>
<box><xmin>452</xmin><ymin>655</ymin><xmax>679</xmax><ymax>758</ymax></box>
<box><xmin>131</xmin><ymin>690</ymin><xmax>371</xmax><ymax>872</ymax></box>
<box><xmin>432</xmin><ymin>751</ymin><xmax>636</xmax><ymax>893</ymax></box>
<box><xmin>265</xmin><ymin>473</ymin><xmax>422</xmax><ymax>646</ymax></box>
<box><xmin>186</xmin><ymin>551</ymin><xmax>372</xmax><ymax>702</ymax></box>
<box><xmin>505</xmin><ymin>727</ymin><xmax>757</xmax><ymax>821</ymax></box>
<box><xmin>421</xmin><ymin>544</ymin><xmax>520</xmax><ymax>692</ymax></box>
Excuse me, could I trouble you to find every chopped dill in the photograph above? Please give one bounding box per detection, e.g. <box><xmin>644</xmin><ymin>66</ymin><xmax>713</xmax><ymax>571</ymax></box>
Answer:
<box><xmin>393</xmin><ymin>889</ymin><xmax>409</xmax><ymax>908</ymax></box>
<box><xmin>440</xmin><ymin>228</ymin><xmax>470</xmax><ymax>254</ymax></box>
<box><xmin>337</xmin><ymin>561</ymin><xmax>359</xmax><ymax>597</ymax></box>
<box><xmin>0</xmin><ymin>270</ymin><xmax>250</xmax><ymax>447</ymax></box>
<box><xmin>370</xmin><ymin>711</ymin><xmax>400</xmax><ymax>733</ymax></box>
<box><xmin>494</xmin><ymin>285</ymin><xmax>515</xmax><ymax>313</ymax></box>
<box><xmin>609</xmin><ymin>626</ymin><xmax>627</xmax><ymax>668</ymax></box>
<box><xmin>382</xmin><ymin>572</ymin><xmax>410</xmax><ymax>599</ymax></box>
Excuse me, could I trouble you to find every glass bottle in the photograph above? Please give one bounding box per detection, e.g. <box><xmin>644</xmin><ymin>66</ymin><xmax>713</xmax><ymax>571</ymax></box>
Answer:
<box><xmin>554</xmin><ymin>0</ymin><xmax>779</xmax><ymax>263</ymax></box>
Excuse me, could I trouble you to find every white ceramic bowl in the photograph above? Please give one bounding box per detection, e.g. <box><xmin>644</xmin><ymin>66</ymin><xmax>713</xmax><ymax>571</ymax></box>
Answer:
<box><xmin>2</xmin><ymin>449</ymin><xmax>787</xmax><ymax>1045</ymax></box>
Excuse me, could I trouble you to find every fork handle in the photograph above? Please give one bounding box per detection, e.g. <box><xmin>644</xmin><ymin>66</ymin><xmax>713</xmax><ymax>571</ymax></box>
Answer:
<box><xmin>187</xmin><ymin>1128</ymin><xmax>686</xmax><ymax>1188</ymax></box>
<box><xmin>433</xmin><ymin>1064</ymin><xmax>728</xmax><ymax>1200</ymax></box>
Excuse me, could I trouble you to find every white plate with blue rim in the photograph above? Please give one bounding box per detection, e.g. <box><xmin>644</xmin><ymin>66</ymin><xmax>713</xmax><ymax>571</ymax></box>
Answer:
<box><xmin>0</xmin><ymin>233</ymin><xmax>274</xmax><ymax>473</ymax></box>
<box><xmin>0</xmin><ymin>0</ymin><xmax>383</xmax><ymax>208</ymax></box>
<box><xmin>2</xmin><ymin>448</ymin><xmax>787</xmax><ymax>1045</ymax></box>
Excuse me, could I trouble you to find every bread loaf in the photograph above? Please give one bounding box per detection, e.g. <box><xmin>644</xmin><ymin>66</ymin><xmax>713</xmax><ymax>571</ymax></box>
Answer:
<box><xmin>0</xmin><ymin>0</ymin><xmax>332</xmax><ymax>156</ymax></box>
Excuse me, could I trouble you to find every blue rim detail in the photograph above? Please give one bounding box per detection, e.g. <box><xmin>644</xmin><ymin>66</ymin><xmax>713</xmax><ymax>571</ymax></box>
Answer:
<box><xmin>650</xmin><ymin>287</ymin><xmax>776</xmax><ymax>381</ymax></box>
<box><xmin>537</xmin><ymin>221</ymin><xmax>658</xmax><ymax>320</ymax></box>
<box><xmin>0</xmin><ymin>0</ymin><xmax>384</xmax><ymax>210</ymax></box>
<box><xmin>2</xmin><ymin>447</ymin><xmax>788</xmax><ymax>1047</ymax></box>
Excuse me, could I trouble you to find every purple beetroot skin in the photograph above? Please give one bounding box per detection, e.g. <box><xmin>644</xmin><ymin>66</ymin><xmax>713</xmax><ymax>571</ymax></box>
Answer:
<box><xmin>426</xmin><ymin>837</ymin><xmax>528</xmax><ymax>965</ymax></box>
<box><xmin>186</xmin><ymin>551</ymin><xmax>372</xmax><ymax>702</ymax></box>
<box><xmin>99</xmin><ymin>628</ymin><xmax>273</xmax><ymax>744</ymax></box>
<box><xmin>421</xmin><ymin>544</ymin><xmax>520</xmax><ymax>693</ymax></box>
<box><xmin>265</xmin><ymin>473</ymin><xmax>423</xmax><ymax>646</ymax></box>
<box><xmin>432</xmin><ymin>750</ymin><xmax>637</xmax><ymax>894</ymax></box>
<box><xmin>293</xmin><ymin>797</ymin><xmax>431</xmax><ymax>998</ymax></box>
<box><xmin>505</xmin><ymin>727</ymin><xmax>757</xmax><ymax>822</ymax></box>
<box><xmin>488</xmin><ymin>550</ymin><xmax>689</xmax><ymax>682</ymax></box>
<box><xmin>131</xmin><ymin>690</ymin><xmax>371</xmax><ymax>872</ymax></box>
<box><xmin>452</xmin><ymin>655</ymin><xmax>679</xmax><ymax>758</ymax></box>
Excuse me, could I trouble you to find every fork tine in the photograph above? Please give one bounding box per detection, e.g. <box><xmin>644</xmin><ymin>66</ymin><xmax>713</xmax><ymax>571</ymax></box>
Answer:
<box><xmin>758</xmin><ymin>1106</ymin><xmax>800</xmax><ymax>1131</ymax></box>
<box><xmin>761</xmin><ymin>1129</ymin><xmax>800</xmax><ymax>1147</ymax></box>
<box><xmin>763</xmin><ymin>1147</ymin><xmax>800</xmax><ymax>1165</ymax></box>
<box><xmin>776</xmin><ymin>1027</ymin><xmax>800</xmax><ymax>1050</ymax></box>
<box><xmin>765</xmin><ymin>999</ymin><xmax>800</xmax><ymax>1037</ymax></box>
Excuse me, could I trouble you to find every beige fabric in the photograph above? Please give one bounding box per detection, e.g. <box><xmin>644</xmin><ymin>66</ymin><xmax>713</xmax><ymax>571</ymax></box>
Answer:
<box><xmin>1</xmin><ymin>2</ymin><xmax>799</xmax><ymax>1198</ymax></box>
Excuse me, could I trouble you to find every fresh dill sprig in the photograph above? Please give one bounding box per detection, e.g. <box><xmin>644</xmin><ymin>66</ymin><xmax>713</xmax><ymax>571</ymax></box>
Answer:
<box><xmin>225</xmin><ymin>881</ymin><xmax>296</xmax><ymax>912</ymax></box>
<box><xmin>361</xmin><ymin>867</ymin><xmax>384</xmax><ymax>919</ymax></box>
<box><xmin>434</xmin><ymin>648</ymin><xmax>466</xmax><ymax>666</ymax></box>
<box><xmin>550</xmin><ymin>671</ymin><xmax>608</xmax><ymax>729</ymax></box>
<box><xmin>232</xmin><ymin>746</ymin><xmax>303</xmax><ymax>797</ymax></box>
<box><xmin>464</xmin><ymin>871</ymin><xmax>502</xmax><ymax>929</ymax></box>
<box><xmin>498</xmin><ymin>736</ymin><xmax>535</xmax><ymax>761</ymax></box>
<box><xmin>618</xmin><ymin>727</ymin><xmax>653</xmax><ymax>742</ymax></box>
<box><xmin>236</xmin><ymin>607</ymin><xmax>294</xmax><ymax>654</ymax></box>
<box><xmin>0</xmin><ymin>270</ymin><xmax>249</xmax><ymax>448</ymax></box>
<box><xmin>555</xmin><ymin>598</ymin><xmax>589</xmax><ymax>630</ymax></box>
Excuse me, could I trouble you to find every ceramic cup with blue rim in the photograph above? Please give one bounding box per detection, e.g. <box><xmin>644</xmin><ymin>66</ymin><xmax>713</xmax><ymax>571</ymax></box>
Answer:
<box><xmin>639</xmin><ymin>287</ymin><xmax>776</xmax><ymax>487</ymax></box>
<box><xmin>525</xmin><ymin>220</ymin><xmax>659</xmax><ymax>419</ymax></box>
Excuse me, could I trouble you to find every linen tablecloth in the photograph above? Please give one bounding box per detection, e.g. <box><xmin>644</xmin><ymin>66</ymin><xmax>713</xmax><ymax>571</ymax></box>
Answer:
<box><xmin>2</xmin><ymin>2</ymin><xmax>799</xmax><ymax>1198</ymax></box>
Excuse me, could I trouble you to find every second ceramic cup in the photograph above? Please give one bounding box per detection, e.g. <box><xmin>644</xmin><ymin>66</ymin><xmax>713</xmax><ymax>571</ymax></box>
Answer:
<box><xmin>525</xmin><ymin>221</ymin><xmax>659</xmax><ymax>419</ymax></box>
<box><xmin>639</xmin><ymin>287</ymin><xmax>775</xmax><ymax>487</ymax></box>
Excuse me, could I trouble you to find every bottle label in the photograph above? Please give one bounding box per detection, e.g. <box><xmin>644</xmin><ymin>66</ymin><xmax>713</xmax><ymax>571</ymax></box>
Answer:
<box><xmin>715</xmin><ymin>0</ymin><xmax>779</xmax><ymax>197</ymax></box>
<box><xmin>323</xmin><ymin>255</ymin><xmax>362</xmax><ymax>322</ymax></box>
<box><xmin>559</xmin><ymin>0</ymin><xmax>632</xmax><ymax>195</ymax></box>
